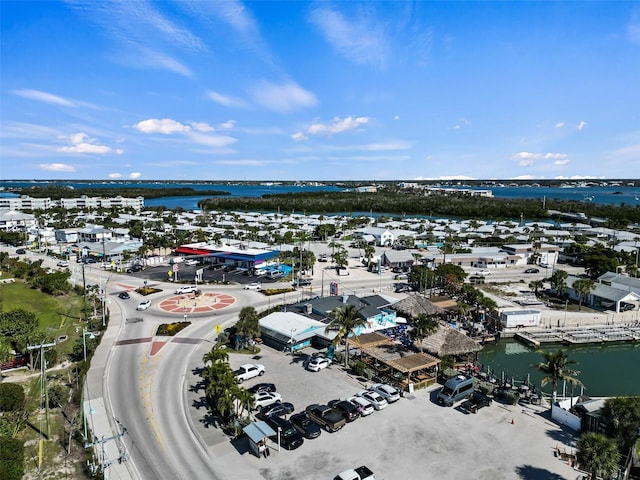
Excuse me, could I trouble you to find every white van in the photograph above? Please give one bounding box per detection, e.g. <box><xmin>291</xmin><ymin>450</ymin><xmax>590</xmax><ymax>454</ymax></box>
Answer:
<box><xmin>169</xmin><ymin>256</ymin><xmax>184</xmax><ymax>265</ymax></box>
<box><xmin>437</xmin><ymin>374</ymin><xmax>474</xmax><ymax>407</ymax></box>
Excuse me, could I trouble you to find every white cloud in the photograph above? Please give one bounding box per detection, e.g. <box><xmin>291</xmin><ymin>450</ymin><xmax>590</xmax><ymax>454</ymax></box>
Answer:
<box><xmin>510</xmin><ymin>175</ymin><xmax>541</xmax><ymax>180</ymax></box>
<box><xmin>544</xmin><ymin>153</ymin><xmax>568</xmax><ymax>160</ymax></box>
<box><xmin>555</xmin><ymin>122</ymin><xmax>565</xmax><ymax>128</ymax></box>
<box><xmin>452</xmin><ymin>125</ymin><xmax>461</xmax><ymax>129</ymax></box>
<box><xmin>39</xmin><ymin>163</ymin><xmax>75</xmax><ymax>172</ymax></box>
<box><xmin>394</xmin><ymin>115</ymin><xmax>400</xmax><ymax>121</ymax></box>
<box><xmin>108</xmin><ymin>173</ymin><xmax>122</xmax><ymax>179</ymax></box>
<box><xmin>309</xmin><ymin>6</ymin><xmax>388</xmax><ymax>69</ymax></box>
<box><xmin>291</xmin><ymin>131</ymin><xmax>307</xmax><ymax>142</ymax></box>
<box><xmin>115</xmin><ymin>148</ymin><xmax>124</xmax><ymax>155</ymax></box>
<box><xmin>554</xmin><ymin>159</ymin><xmax>570</xmax><ymax>166</ymax></box>
<box><xmin>249</xmin><ymin>80</ymin><xmax>317</xmax><ymax>113</ymax></box>
<box><xmin>307</xmin><ymin>116</ymin><xmax>370</xmax><ymax>136</ymax></box>
<box><xmin>187</xmin><ymin>131</ymin><xmax>237</xmax><ymax>148</ymax></box>
<box><xmin>191</xmin><ymin>122</ymin><xmax>215</xmax><ymax>133</ymax></box>
<box><xmin>577</xmin><ymin>120</ymin><xmax>588</xmax><ymax>131</ymax></box>
<box><xmin>129</xmin><ymin>172</ymin><xmax>142</xmax><ymax>180</ymax></box>
<box><xmin>206</xmin><ymin>90</ymin><xmax>249</xmax><ymax>108</ymax></box>
<box><xmin>218</xmin><ymin>120</ymin><xmax>236</xmax><ymax>130</ymax></box>
<box><xmin>57</xmin><ymin>132</ymin><xmax>112</xmax><ymax>154</ymax></box>
<box><xmin>414</xmin><ymin>175</ymin><xmax>476</xmax><ymax>181</ymax></box>
<box><xmin>134</xmin><ymin>118</ymin><xmax>192</xmax><ymax>134</ymax></box>
<box><xmin>554</xmin><ymin>175</ymin><xmax>603</xmax><ymax>180</ymax></box>
<box><xmin>13</xmin><ymin>89</ymin><xmax>75</xmax><ymax>107</ymax></box>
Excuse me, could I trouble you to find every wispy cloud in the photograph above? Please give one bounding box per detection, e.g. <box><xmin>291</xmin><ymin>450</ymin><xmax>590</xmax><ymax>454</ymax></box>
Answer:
<box><xmin>555</xmin><ymin>122</ymin><xmax>565</xmax><ymax>128</ymax></box>
<box><xmin>249</xmin><ymin>80</ymin><xmax>317</xmax><ymax>113</ymax></box>
<box><xmin>206</xmin><ymin>90</ymin><xmax>249</xmax><ymax>109</ymax></box>
<box><xmin>577</xmin><ymin>120</ymin><xmax>588</xmax><ymax>131</ymax></box>
<box><xmin>304</xmin><ymin>116</ymin><xmax>370</xmax><ymax>137</ymax></box>
<box><xmin>309</xmin><ymin>6</ymin><xmax>389</xmax><ymax>69</ymax></box>
<box><xmin>68</xmin><ymin>0</ymin><xmax>202</xmax><ymax>76</ymax></box>
<box><xmin>512</xmin><ymin>151</ymin><xmax>568</xmax><ymax>166</ymax></box>
<box><xmin>39</xmin><ymin>163</ymin><xmax>76</xmax><ymax>172</ymax></box>
<box><xmin>13</xmin><ymin>89</ymin><xmax>100</xmax><ymax>109</ymax></box>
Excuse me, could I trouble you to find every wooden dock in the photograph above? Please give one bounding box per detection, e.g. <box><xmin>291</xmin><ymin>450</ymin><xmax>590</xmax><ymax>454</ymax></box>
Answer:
<box><xmin>512</xmin><ymin>324</ymin><xmax>640</xmax><ymax>347</ymax></box>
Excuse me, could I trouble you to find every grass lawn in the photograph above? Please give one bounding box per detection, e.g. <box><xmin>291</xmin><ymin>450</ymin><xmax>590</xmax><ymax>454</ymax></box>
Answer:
<box><xmin>1</xmin><ymin>280</ymin><xmax>85</xmax><ymax>358</ymax></box>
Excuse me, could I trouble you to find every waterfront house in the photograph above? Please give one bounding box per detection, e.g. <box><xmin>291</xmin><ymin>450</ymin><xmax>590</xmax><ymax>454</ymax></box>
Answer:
<box><xmin>565</xmin><ymin>275</ymin><xmax>640</xmax><ymax>313</ymax></box>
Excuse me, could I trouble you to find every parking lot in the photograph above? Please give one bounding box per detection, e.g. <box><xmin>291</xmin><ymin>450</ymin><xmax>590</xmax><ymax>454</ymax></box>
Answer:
<box><xmin>186</xmin><ymin>343</ymin><xmax>578</xmax><ymax>480</ymax></box>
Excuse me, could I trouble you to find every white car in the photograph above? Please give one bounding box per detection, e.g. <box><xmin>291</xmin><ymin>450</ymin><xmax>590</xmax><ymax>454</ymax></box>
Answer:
<box><xmin>175</xmin><ymin>285</ymin><xmax>198</xmax><ymax>294</ymax></box>
<box><xmin>136</xmin><ymin>300</ymin><xmax>151</xmax><ymax>311</ymax></box>
<box><xmin>347</xmin><ymin>396</ymin><xmax>375</xmax><ymax>416</ymax></box>
<box><xmin>185</xmin><ymin>259</ymin><xmax>199</xmax><ymax>266</ymax></box>
<box><xmin>234</xmin><ymin>363</ymin><xmax>266</xmax><ymax>383</ymax></box>
<box><xmin>244</xmin><ymin>282</ymin><xmax>262</xmax><ymax>290</ymax></box>
<box><xmin>306</xmin><ymin>356</ymin><xmax>331</xmax><ymax>372</ymax></box>
<box><xmin>356</xmin><ymin>390</ymin><xmax>388</xmax><ymax>410</ymax></box>
<box><xmin>475</xmin><ymin>269</ymin><xmax>491</xmax><ymax>276</ymax></box>
<box><xmin>370</xmin><ymin>383</ymin><xmax>401</xmax><ymax>403</ymax></box>
<box><xmin>56</xmin><ymin>260</ymin><xmax>69</xmax><ymax>267</ymax></box>
<box><xmin>253</xmin><ymin>391</ymin><xmax>282</xmax><ymax>409</ymax></box>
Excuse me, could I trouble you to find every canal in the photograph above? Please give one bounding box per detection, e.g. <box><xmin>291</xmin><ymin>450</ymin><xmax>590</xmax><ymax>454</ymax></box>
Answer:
<box><xmin>478</xmin><ymin>340</ymin><xmax>640</xmax><ymax>397</ymax></box>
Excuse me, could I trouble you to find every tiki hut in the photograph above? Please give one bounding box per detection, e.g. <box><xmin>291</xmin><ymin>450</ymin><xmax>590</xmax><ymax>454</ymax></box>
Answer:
<box><xmin>421</xmin><ymin>325</ymin><xmax>483</xmax><ymax>357</ymax></box>
<box><xmin>392</xmin><ymin>294</ymin><xmax>443</xmax><ymax>319</ymax></box>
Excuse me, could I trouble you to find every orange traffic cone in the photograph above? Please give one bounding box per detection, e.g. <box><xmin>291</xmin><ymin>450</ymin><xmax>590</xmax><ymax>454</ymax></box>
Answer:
<box><xmin>511</xmin><ymin>418</ymin><xmax>515</xmax><ymax>425</ymax></box>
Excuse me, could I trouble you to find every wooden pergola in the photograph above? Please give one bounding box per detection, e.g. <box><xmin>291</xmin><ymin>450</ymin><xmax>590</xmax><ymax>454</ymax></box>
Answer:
<box><xmin>348</xmin><ymin>332</ymin><xmax>441</xmax><ymax>389</ymax></box>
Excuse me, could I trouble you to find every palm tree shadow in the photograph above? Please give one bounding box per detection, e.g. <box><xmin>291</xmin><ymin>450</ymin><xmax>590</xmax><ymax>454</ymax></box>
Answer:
<box><xmin>189</xmin><ymin>380</ymin><xmax>205</xmax><ymax>393</ymax></box>
<box><xmin>515</xmin><ymin>465</ymin><xmax>566</xmax><ymax>479</ymax></box>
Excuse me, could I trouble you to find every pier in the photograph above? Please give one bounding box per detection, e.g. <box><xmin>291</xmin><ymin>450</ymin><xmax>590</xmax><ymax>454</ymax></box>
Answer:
<box><xmin>510</xmin><ymin>324</ymin><xmax>640</xmax><ymax>347</ymax></box>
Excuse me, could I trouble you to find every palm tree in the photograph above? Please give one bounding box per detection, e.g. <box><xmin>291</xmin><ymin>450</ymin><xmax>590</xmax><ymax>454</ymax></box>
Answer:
<box><xmin>234</xmin><ymin>386</ymin><xmax>255</xmax><ymax>420</ymax></box>
<box><xmin>529</xmin><ymin>279</ymin><xmax>544</xmax><ymax>297</ymax></box>
<box><xmin>325</xmin><ymin>304</ymin><xmax>366</xmax><ymax>367</ymax></box>
<box><xmin>576</xmin><ymin>432</ymin><xmax>619</xmax><ymax>480</ymax></box>
<box><xmin>573</xmin><ymin>278</ymin><xmax>595</xmax><ymax>311</ymax></box>
<box><xmin>202</xmin><ymin>346</ymin><xmax>228</xmax><ymax>366</ymax></box>
<box><xmin>535</xmin><ymin>349</ymin><xmax>583</xmax><ymax>408</ymax></box>
<box><xmin>409</xmin><ymin>314</ymin><xmax>440</xmax><ymax>352</ymax></box>
<box><xmin>550</xmin><ymin>269</ymin><xmax>569</xmax><ymax>298</ymax></box>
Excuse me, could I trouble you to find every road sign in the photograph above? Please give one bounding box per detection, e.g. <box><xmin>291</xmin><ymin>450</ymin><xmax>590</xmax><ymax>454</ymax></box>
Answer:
<box><xmin>173</xmin><ymin>263</ymin><xmax>179</xmax><ymax>273</ymax></box>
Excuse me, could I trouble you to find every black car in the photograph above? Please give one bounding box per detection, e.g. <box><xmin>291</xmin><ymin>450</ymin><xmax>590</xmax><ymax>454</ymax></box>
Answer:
<box><xmin>460</xmin><ymin>392</ymin><xmax>493</xmax><ymax>414</ymax></box>
<box><xmin>290</xmin><ymin>412</ymin><xmax>322</xmax><ymax>439</ymax></box>
<box><xmin>524</xmin><ymin>268</ymin><xmax>540</xmax><ymax>274</ymax></box>
<box><xmin>127</xmin><ymin>264</ymin><xmax>143</xmax><ymax>273</ymax></box>
<box><xmin>328</xmin><ymin>399</ymin><xmax>360</xmax><ymax>422</ymax></box>
<box><xmin>118</xmin><ymin>291</ymin><xmax>130</xmax><ymax>300</ymax></box>
<box><xmin>264</xmin><ymin>415</ymin><xmax>304</xmax><ymax>450</ymax></box>
<box><xmin>247</xmin><ymin>383</ymin><xmax>276</xmax><ymax>394</ymax></box>
<box><xmin>16</xmin><ymin>248</ymin><xmax>26</xmax><ymax>254</ymax></box>
<box><xmin>257</xmin><ymin>402</ymin><xmax>295</xmax><ymax>420</ymax></box>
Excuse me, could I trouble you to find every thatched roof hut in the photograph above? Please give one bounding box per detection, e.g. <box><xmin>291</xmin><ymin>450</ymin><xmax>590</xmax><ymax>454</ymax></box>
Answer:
<box><xmin>421</xmin><ymin>325</ymin><xmax>483</xmax><ymax>357</ymax></box>
<box><xmin>392</xmin><ymin>294</ymin><xmax>443</xmax><ymax>319</ymax></box>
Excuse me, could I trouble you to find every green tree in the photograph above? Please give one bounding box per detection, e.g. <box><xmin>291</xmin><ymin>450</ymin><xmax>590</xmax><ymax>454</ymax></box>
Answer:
<box><xmin>0</xmin><ymin>384</ymin><xmax>25</xmax><ymax>412</ymax></box>
<box><xmin>325</xmin><ymin>305</ymin><xmax>366</xmax><ymax>367</ymax></box>
<box><xmin>528</xmin><ymin>279</ymin><xmax>544</xmax><ymax>297</ymax></box>
<box><xmin>534</xmin><ymin>349</ymin><xmax>582</xmax><ymax>408</ymax></box>
<box><xmin>236</xmin><ymin>307</ymin><xmax>261</xmax><ymax>345</ymax></box>
<box><xmin>573</xmin><ymin>278</ymin><xmax>595</xmax><ymax>310</ymax></box>
<box><xmin>550</xmin><ymin>269</ymin><xmax>569</xmax><ymax>298</ymax></box>
<box><xmin>203</xmin><ymin>346</ymin><xmax>229</xmax><ymax>366</ymax></box>
<box><xmin>581</xmin><ymin>245</ymin><xmax>620</xmax><ymax>279</ymax></box>
<box><xmin>601</xmin><ymin>396</ymin><xmax>640</xmax><ymax>452</ymax></box>
<box><xmin>409</xmin><ymin>314</ymin><xmax>440</xmax><ymax>352</ymax></box>
<box><xmin>0</xmin><ymin>436</ymin><xmax>25</xmax><ymax>480</ymax></box>
<box><xmin>576</xmin><ymin>432</ymin><xmax>619</xmax><ymax>480</ymax></box>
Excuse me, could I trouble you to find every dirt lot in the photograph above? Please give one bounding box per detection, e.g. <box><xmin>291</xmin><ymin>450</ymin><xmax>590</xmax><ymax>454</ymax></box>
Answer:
<box><xmin>187</xmin><ymin>344</ymin><xmax>580</xmax><ymax>480</ymax></box>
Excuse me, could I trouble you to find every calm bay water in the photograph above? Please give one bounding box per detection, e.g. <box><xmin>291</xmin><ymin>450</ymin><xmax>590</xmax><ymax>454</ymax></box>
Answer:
<box><xmin>478</xmin><ymin>340</ymin><xmax>640</xmax><ymax>397</ymax></box>
<box><xmin>2</xmin><ymin>181</ymin><xmax>639</xmax><ymax>210</ymax></box>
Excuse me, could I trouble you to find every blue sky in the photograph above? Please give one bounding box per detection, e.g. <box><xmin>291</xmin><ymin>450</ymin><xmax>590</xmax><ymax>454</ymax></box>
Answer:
<box><xmin>1</xmin><ymin>1</ymin><xmax>639</xmax><ymax>181</ymax></box>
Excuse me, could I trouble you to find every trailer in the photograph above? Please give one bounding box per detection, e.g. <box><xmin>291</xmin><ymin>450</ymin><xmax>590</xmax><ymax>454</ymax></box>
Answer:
<box><xmin>500</xmin><ymin>309</ymin><xmax>541</xmax><ymax>328</ymax></box>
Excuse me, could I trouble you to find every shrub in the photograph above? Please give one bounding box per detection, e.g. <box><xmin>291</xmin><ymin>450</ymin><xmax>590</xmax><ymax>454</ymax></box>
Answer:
<box><xmin>156</xmin><ymin>322</ymin><xmax>190</xmax><ymax>336</ymax></box>
<box><xmin>48</xmin><ymin>384</ymin><xmax>68</xmax><ymax>408</ymax></box>
<box><xmin>352</xmin><ymin>360</ymin><xmax>366</xmax><ymax>377</ymax></box>
<box><xmin>0</xmin><ymin>436</ymin><xmax>24</xmax><ymax>480</ymax></box>
<box><xmin>0</xmin><ymin>383</ymin><xmax>25</xmax><ymax>412</ymax></box>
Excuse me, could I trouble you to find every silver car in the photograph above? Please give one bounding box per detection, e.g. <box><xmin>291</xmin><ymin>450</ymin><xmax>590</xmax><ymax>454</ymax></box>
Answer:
<box><xmin>355</xmin><ymin>390</ymin><xmax>388</xmax><ymax>410</ymax></box>
<box><xmin>370</xmin><ymin>383</ymin><xmax>401</xmax><ymax>403</ymax></box>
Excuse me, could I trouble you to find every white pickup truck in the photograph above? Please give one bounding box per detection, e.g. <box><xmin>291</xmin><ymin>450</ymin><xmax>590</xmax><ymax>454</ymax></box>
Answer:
<box><xmin>234</xmin><ymin>363</ymin><xmax>265</xmax><ymax>383</ymax></box>
<box><xmin>333</xmin><ymin>465</ymin><xmax>376</xmax><ymax>480</ymax></box>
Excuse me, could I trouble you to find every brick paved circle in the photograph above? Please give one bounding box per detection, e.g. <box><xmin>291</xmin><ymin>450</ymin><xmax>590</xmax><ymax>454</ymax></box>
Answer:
<box><xmin>159</xmin><ymin>292</ymin><xmax>236</xmax><ymax>314</ymax></box>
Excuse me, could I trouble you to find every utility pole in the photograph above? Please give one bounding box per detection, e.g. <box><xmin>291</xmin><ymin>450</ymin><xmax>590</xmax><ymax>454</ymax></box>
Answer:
<box><xmin>27</xmin><ymin>341</ymin><xmax>56</xmax><ymax>469</ymax></box>
<box><xmin>84</xmin><ymin>417</ymin><xmax>129</xmax><ymax>478</ymax></box>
